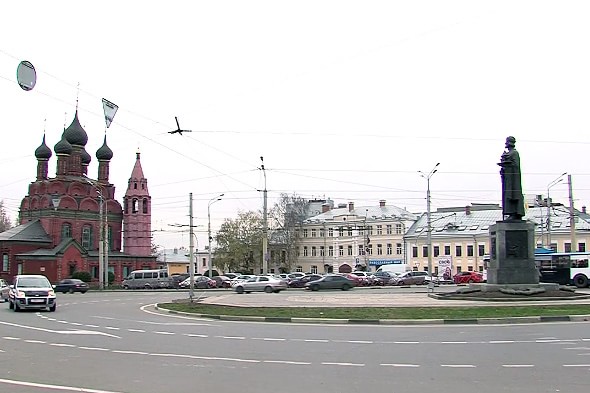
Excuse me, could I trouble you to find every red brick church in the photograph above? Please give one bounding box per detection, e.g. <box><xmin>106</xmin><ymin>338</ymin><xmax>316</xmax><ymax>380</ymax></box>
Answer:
<box><xmin>0</xmin><ymin>112</ymin><xmax>157</xmax><ymax>284</ymax></box>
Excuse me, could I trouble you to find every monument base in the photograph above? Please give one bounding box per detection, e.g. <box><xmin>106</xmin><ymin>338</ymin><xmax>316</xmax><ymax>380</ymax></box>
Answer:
<box><xmin>469</xmin><ymin>282</ymin><xmax>559</xmax><ymax>292</ymax></box>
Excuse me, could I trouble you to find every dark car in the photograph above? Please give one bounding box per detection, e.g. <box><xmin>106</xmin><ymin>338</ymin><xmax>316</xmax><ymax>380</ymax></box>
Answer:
<box><xmin>170</xmin><ymin>273</ymin><xmax>190</xmax><ymax>288</ymax></box>
<box><xmin>54</xmin><ymin>278</ymin><xmax>89</xmax><ymax>294</ymax></box>
<box><xmin>453</xmin><ymin>271</ymin><xmax>484</xmax><ymax>284</ymax></box>
<box><xmin>288</xmin><ymin>274</ymin><xmax>323</xmax><ymax>288</ymax></box>
<box><xmin>211</xmin><ymin>275</ymin><xmax>232</xmax><ymax>288</ymax></box>
<box><xmin>390</xmin><ymin>271</ymin><xmax>428</xmax><ymax>286</ymax></box>
<box><xmin>304</xmin><ymin>274</ymin><xmax>356</xmax><ymax>291</ymax></box>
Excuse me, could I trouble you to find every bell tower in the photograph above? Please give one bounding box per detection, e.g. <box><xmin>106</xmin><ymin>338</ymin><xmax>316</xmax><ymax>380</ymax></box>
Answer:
<box><xmin>122</xmin><ymin>151</ymin><xmax>152</xmax><ymax>256</ymax></box>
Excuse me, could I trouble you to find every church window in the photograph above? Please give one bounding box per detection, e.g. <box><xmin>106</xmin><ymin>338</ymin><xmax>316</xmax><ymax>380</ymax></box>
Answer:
<box><xmin>2</xmin><ymin>254</ymin><xmax>8</xmax><ymax>271</ymax></box>
<box><xmin>143</xmin><ymin>198</ymin><xmax>148</xmax><ymax>214</ymax></box>
<box><xmin>134</xmin><ymin>182</ymin><xmax>137</xmax><ymax>189</ymax></box>
<box><xmin>82</xmin><ymin>225</ymin><xmax>92</xmax><ymax>250</ymax></box>
<box><xmin>132</xmin><ymin>198</ymin><xmax>138</xmax><ymax>213</ymax></box>
<box><xmin>61</xmin><ymin>223</ymin><xmax>72</xmax><ymax>240</ymax></box>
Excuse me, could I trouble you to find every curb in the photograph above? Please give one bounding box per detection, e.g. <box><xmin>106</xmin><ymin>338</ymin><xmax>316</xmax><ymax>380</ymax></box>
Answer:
<box><xmin>154</xmin><ymin>305</ymin><xmax>590</xmax><ymax>325</ymax></box>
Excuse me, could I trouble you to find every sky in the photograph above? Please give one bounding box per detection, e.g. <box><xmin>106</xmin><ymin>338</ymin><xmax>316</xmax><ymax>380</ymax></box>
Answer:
<box><xmin>1</xmin><ymin>1</ymin><xmax>589</xmax><ymax>250</ymax></box>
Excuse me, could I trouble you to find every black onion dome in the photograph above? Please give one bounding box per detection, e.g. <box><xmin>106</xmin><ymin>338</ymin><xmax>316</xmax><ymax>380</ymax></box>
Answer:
<box><xmin>54</xmin><ymin>133</ymin><xmax>73</xmax><ymax>155</ymax></box>
<box><xmin>96</xmin><ymin>135</ymin><xmax>113</xmax><ymax>160</ymax></box>
<box><xmin>63</xmin><ymin>111</ymin><xmax>88</xmax><ymax>146</ymax></box>
<box><xmin>34</xmin><ymin>135</ymin><xmax>52</xmax><ymax>159</ymax></box>
<box><xmin>81</xmin><ymin>148</ymin><xmax>91</xmax><ymax>165</ymax></box>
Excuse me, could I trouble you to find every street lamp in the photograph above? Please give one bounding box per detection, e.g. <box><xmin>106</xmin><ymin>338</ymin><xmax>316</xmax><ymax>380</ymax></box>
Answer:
<box><xmin>259</xmin><ymin>156</ymin><xmax>268</xmax><ymax>274</ymax></box>
<box><xmin>83</xmin><ymin>177</ymin><xmax>107</xmax><ymax>290</ymax></box>
<box><xmin>547</xmin><ymin>172</ymin><xmax>567</xmax><ymax>249</ymax></box>
<box><xmin>419</xmin><ymin>163</ymin><xmax>440</xmax><ymax>292</ymax></box>
<box><xmin>208</xmin><ymin>194</ymin><xmax>224</xmax><ymax>278</ymax></box>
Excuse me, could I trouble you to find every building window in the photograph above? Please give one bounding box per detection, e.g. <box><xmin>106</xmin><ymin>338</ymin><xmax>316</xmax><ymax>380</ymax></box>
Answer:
<box><xmin>132</xmin><ymin>198</ymin><xmax>139</xmax><ymax>213</ymax></box>
<box><xmin>123</xmin><ymin>266</ymin><xmax>131</xmax><ymax>277</ymax></box>
<box><xmin>202</xmin><ymin>258</ymin><xmax>206</xmax><ymax>267</ymax></box>
<box><xmin>444</xmin><ymin>245</ymin><xmax>451</xmax><ymax>255</ymax></box>
<box><xmin>296</xmin><ymin>265</ymin><xmax>303</xmax><ymax>272</ymax></box>
<box><xmin>347</xmin><ymin>245</ymin><xmax>353</xmax><ymax>256</ymax></box>
<box><xmin>564</xmin><ymin>242</ymin><xmax>572</xmax><ymax>252</ymax></box>
<box><xmin>142</xmin><ymin>198</ymin><xmax>148</xmax><ymax>214</ymax></box>
<box><xmin>108</xmin><ymin>226</ymin><xmax>113</xmax><ymax>251</ymax></box>
<box><xmin>468</xmin><ymin>265</ymin><xmax>474</xmax><ymax>272</ymax></box>
<box><xmin>319</xmin><ymin>228</ymin><xmax>325</xmax><ymax>237</ymax></box>
<box><xmin>367</xmin><ymin>244</ymin><xmax>373</xmax><ymax>255</ymax></box>
<box><xmin>303</xmin><ymin>229</ymin><xmax>308</xmax><ymax>238</ymax></box>
<box><xmin>81</xmin><ymin>225</ymin><xmax>92</xmax><ymax>250</ymax></box>
<box><xmin>358</xmin><ymin>227</ymin><xmax>364</xmax><ymax>236</ymax></box>
<box><xmin>311</xmin><ymin>246</ymin><xmax>317</xmax><ymax>257</ymax></box>
<box><xmin>346</xmin><ymin>227</ymin><xmax>351</xmax><ymax>236</ymax></box>
<box><xmin>433</xmin><ymin>246</ymin><xmax>440</xmax><ymax>257</ymax></box>
<box><xmin>396</xmin><ymin>243</ymin><xmax>402</xmax><ymax>255</ymax></box>
<box><xmin>412</xmin><ymin>246</ymin><xmax>418</xmax><ymax>258</ymax></box>
<box><xmin>133</xmin><ymin>182</ymin><xmax>137</xmax><ymax>189</ymax></box>
<box><xmin>368</xmin><ymin>226</ymin><xmax>373</xmax><ymax>235</ymax></box>
<box><xmin>303</xmin><ymin>246</ymin><xmax>308</xmax><ymax>257</ymax></box>
<box><xmin>579</xmin><ymin>243</ymin><xmax>586</xmax><ymax>252</ymax></box>
<box><xmin>91</xmin><ymin>265</ymin><xmax>99</xmax><ymax>279</ymax></box>
<box><xmin>339</xmin><ymin>246</ymin><xmax>344</xmax><ymax>256</ymax></box>
<box><xmin>456</xmin><ymin>245</ymin><xmax>462</xmax><ymax>257</ymax></box>
<box><xmin>320</xmin><ymin>246</ymin><xmax>325</xmax><ymax>256</ymax></box>
<box><xmin>295</xmin><ymin>229</ymin><xmax>300</xmax><ymax>238</ymax></box>
<box><xmin>328</xmin><ymin>228</ymin><xmax>334</xmax><ymax>237</ymax></box>
<box><xmin>457</xmin><ymin>266</ymin><xmax>462</xmax><ymax>273</ymax></box>
<box><xmin>2</xmin><ymin>254</ymin><xmax>8</xmax><ymax>271</ymax></box>
<box><xmin>467</xmin><ymin>245</ymin><xmax>474</xmax><ymax>257</ymax></box>
<box><xmin>61</xmin><ymin>223</ymin><xmax>72</xmax><ymax>240</ymax></box>
<box><xmin>376</xmin><ymin>225</ymin><xmax>382</xmax><ymax>235</ymax></box>
<box><xmin>377</xmin><ymin>244</ymin><xmax>383</xmax><ymax>255</ymax></box>
<box><xmin>478</xmin><ymin>244</ymin><xmax>485</xmax><ymax>256</ymax></box>
<box><xmin>386</xmin><ymin>225</ymin><xmax>392</xmax><ymax>235</ymax></box>
<box><xmin>358</xmin><ymin>245</ymin><xmax>365</xmax><ymax>256</ymax></box>
<box><xmin>338</xmin><ymin>227</ymin><xmax>344</xmax><ymax>237</ymax></box>
<box><xmin>311</xmin><ymin>229</ymin><xmax>317</xmax><ymax>237</ymax></box>
<box><xmin>387</xmin><ymin>243</ymin><xmax>392</xmax><ymax>255</ymax></box>
<box><xmin>328</xmin><ymin>246</ymin><xmax>334</xmax><ymax>257</ymax></box>
<box><xmin>395</xmin><ymin>223</ymin><xmax>403</xmax><ymax>234</ymax></box>
<box><xmin>310</xmin><ymin>265</ymin><xmax>318</xmax><ymax>274</ymax></box>
<box><xmin>422</xmin><ymin>246</ymin><xmax>428</xmax><ymax>257</ymax></box>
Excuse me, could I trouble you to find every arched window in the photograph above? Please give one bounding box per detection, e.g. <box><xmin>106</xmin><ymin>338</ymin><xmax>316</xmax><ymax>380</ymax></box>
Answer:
<box><xmin>142</xmin><ymin>198</ymin><xmax>148</xmax><ymax>214</ymax></box>
<box><xmin>61</xmin><ymin>223</ymin><xmax>72</xmax><ymax>241</ymax></box>
<box><xmin>81</xmin><ymin>225</ymin><xmax>92</xmax><ymax>250</ymax></box>
<box><xmin>132</xmin><ymin>198</ymin><xmax>138</xmax><ymax>213</ymax></box>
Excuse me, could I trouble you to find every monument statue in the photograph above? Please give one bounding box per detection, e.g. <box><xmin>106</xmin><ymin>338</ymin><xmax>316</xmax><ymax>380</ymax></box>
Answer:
<box><xmin>498</xmin><ymin>136</ymin><xmax>525</xmax><ymax>221</ymax></box>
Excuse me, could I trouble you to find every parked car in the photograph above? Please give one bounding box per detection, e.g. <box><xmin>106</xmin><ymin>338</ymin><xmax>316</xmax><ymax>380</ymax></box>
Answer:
<box><xmin>288</xmin><ymin>274</ymin><xmax>323</xmax><ymax>288</ymax></box>
<box><xmin>304</xmin><ymin>274</ymin><xmax>356</xmax><ymax>291</ymax></box>
<box><xmin>0</xmin><ymin>278</ymin><xmax>9</xmax><ymax>302</ymax></box>
<box><xmin>453</xmin><ymin>271</ymin><xmax>484</xmax><ymax>284</ymax></box>
<box><xmin>224</xmin><ymin>273</ymin><xmax>240</xmax><ymax>280</ymax></box>
<box><xmin>350</xmin><ymin>271</ymin><xmax>372</xmax><ymax>286</ymax></box>
<box><xmin>211</xmin><ymin>275</ymin><xmax>232</xmax><ymax>288</ymax></box>
<box><xmin>390</xmin><ymin>271</ymin><xmax>429</xmax><ymax>286</ymax></box>
<box><xmin>373</xmin><ymin>271</ymin><xmax>399</xmax><ymax>285</ymax></box>
<box><xmin>234</xmin><ymin>276</ymin><xmax>288</xmax><ymax>294</ymax></box>
<box><xmin>54</xmin><ymin>278</ymin><xmax>89</xmax><ymax>294</ymax></box>
<box><xmin>8</xmin><ymin>274</ymin><xmax>57</xmax><ymax>312</ymax></box>
<box><xmin>230</xmin><ymin>275</ymin><xmax>255</xmax><ymax>287</ymax></box>
<box><xmin>179</xmin><ymin>276</ymin><xmax>217</xmax><ymax>289</ymax></box>
<box><xmin>170</xmin><ymin>273</ymin><xmax>190</xmax><ymax>288</ymax></box>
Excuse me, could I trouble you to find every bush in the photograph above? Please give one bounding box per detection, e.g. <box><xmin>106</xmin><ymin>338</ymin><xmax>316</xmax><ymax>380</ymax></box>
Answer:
<box><xmin>108</xmin><ymin>271</ymin><xmax>115</xmax><ymax>285</ymax></box>
<box><xmin>71</xmin><ymin>271</ymin><xmax>92</xmax><ymax>282</ymax></box>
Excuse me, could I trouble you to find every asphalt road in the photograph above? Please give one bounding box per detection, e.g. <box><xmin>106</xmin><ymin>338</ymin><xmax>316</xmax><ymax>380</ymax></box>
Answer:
<box><xmin>0</xmin><ymin>290</ymin><xmax>589</xmax><ymax>393</ymax></box>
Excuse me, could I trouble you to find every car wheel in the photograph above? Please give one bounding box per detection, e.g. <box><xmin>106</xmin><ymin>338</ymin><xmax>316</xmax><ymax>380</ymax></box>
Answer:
<box><xmin>49</xmin><ymin>304</ymin><xmax>56</xmax><ymax>312</ymax></box>
<box><xmin>62</xmin><ymin>291</ymin><xmax>67</xmax><ymax>294</ymax></box>
<box><xmin>264</xmin><ymin>286</ymin><xmax>273</xmax><ymax>293</ymax></box>
<box><xmin>69</xmin><ymin>288</ymin><xmax>75</xmax><ymax>294</ymax></box>
<box><xmin>144</xmin><ymin>284</ymin><xmax>152</xmax><ymax>290</ymax></box>
<box><xmin>468</xmin><ymin>279</ymin><xmax>474</xmax><ymax>284</ymax></box>
<box><xmin>574</xmin><ymin>274</ymin><xmax>588</xmax><ymax>288</ymax></box>
<box><xmin>236</xmin><ymin>286</ymin><xmax>244</xmax><ymax>294</ymax></box>
<box><xmin>341</xmin><ymin>284</ymin><xmax>351</xmax><ymax>291</ymax></box>
<box><xmin>310</xmin><ymin>284</ymin><xmax>319</xmax><ymax>291</ymax></box>
<box><xmin>81</xmin><ymin>291</ymin><xmax>87</xmax><ymax>294</ymax></box>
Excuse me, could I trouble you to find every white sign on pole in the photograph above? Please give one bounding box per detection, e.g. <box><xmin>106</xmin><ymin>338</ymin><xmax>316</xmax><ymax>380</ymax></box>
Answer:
<box><xmin>102</xmin><ymin>98</ymin><xmax>118</xmax><ymax>128</ymax></box>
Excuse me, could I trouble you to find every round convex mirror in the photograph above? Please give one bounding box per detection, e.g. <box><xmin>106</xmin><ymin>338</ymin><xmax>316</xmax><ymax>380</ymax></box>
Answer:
<box><xmin>16</xmin><ymin>60</ymin><xmax>37</xmax><ymax>91</ymax></box>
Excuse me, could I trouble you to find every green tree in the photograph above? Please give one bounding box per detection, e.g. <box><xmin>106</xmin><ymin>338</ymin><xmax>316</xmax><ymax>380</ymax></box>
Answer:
<box><xmin>268</xmin><ymin>193</ymin><xmax>307</xmax><ymax>272</ymax></box>
<box><xmin>0</xmin><ymin>200</ymin><xmax>13</xmax><ymax>233</ymax></box>
<box><xmin>214</xmin><ymin>211</ymin><xmax>263</xmax><ymax>274</ymax></box>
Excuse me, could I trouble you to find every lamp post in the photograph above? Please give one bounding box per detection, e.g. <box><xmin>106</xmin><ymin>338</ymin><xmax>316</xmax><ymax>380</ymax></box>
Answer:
<box><xmin>259</xmin><ymin>156</ymin><xmax>268</xmax><ymax>274</ymax></box>
<box><xmin>419</xmin><ymin>163</ymin><xmax>439</xmax><ymax>292</ymax></box>
<box><xmin>547</xmin><ymin>172</ymin><xmax>567</xmax><ymax>249</ymax></box>
<box><xmin>208</xmin><ymin>194</ymin><xmax>224</xmax><ymax>278</ymax></box>
<box><xmin>83</xmin><ymin>177</ymin><xmax>107</xmax><ymax>290</ymax></box>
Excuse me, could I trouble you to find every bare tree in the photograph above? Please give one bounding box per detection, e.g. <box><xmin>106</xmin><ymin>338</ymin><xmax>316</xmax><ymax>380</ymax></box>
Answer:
<box><xmin>268</xmin><ymin>193</ymin><xmax>307</xmax><ymax>272</ymax></box>
<box><xmin>0</xmin><ymin>200</ymin><xmax>13</xmax><ymax>233</ymax></box>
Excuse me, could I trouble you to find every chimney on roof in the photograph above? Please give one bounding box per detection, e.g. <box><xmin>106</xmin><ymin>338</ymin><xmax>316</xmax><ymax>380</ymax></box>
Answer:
<box><xmin>583</xmin><ymin>206</ymin><xmax>587</xmax><ymax>214</ymax></box>
<box><xmin>348</xmin><ymin>202</ymin><xmax>354</xmax><ymax>212</ymax></box>
<box><xmin>379</xmin><ymin>200</ymin><xmax>386</xmax><ymax>207</ymax></box>
<box><xmin>465</xmin><ymin>205</ymin><xmax>471</xmax><ymax>215</ymax></box>
<box><xmin>322</xmin><ymin>204</ymin><xmax>331</xmax><ymax>213</ymax></box>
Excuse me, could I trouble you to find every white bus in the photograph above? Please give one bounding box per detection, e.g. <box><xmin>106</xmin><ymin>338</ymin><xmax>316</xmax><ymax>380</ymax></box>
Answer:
<box><xmin>536</xmin><ymin>252</ymin><xmax>590</xmax><ymax>288</ymax></box>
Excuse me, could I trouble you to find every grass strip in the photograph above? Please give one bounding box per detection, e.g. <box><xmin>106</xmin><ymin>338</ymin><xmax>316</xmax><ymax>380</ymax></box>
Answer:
<box><xmin>158</xmin><ymin>302</ymin><xmax>590</xmax><ymax>320</ymax></box>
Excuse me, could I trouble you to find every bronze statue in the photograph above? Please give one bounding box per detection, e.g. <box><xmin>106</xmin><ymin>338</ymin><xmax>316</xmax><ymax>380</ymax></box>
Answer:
<box><xmin>498</xmin><ymin>136</ymin><xmax>525</xmax><ymax>220</ymax></box>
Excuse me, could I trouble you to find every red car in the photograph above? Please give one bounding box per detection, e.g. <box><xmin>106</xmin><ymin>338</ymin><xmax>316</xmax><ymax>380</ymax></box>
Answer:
<box><xmin>453</xmin><ymin>271</ymin><xmax>484</xmax><ymax>284</ymax></box>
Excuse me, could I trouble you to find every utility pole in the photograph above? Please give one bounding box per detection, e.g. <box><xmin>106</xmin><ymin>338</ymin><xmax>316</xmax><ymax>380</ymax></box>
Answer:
<box><xmin>547</xmin><ymin>172</ymin><xmax>567</xmax><ymax>249</ymax></box>
<box><xmin>260</xmin><ymin>156</ymin><xmax>268</xmax><ymax>274</ymax></box>
<box><xmin>188</xmin><ymin>193</ymin><xmax>195</xmax><ymax>302</ymax></box>
<box><xmin>568</xmin><ymin>174</ymin><xmax>576</xmax><ymax>251</ymax></box>
<box><xmin>104</xmin><ymin>205</ymin><xmax>109</xmax><ymax>288</ymax></box>
<box><xmin>98</xmin><ymin>193</ymin><xmax>104</xmax><ymax>290</ymax></box>
<box><xmin>208</xmin><ymin>194</ymin><xmax>224</xmax><ymax>278</ymax></box>
<box><xmin>419</xmin><ymin>163</ymin><xmax>439</xmax><ymax>292</ymax></box>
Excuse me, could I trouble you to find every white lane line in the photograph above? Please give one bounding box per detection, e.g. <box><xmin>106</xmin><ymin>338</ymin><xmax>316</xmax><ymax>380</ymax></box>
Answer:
<box><xmin>112</xmin><ymin>350</ymin><xmax>148</xmax><ymax>355</ymax></box>
<box><xmin>264</xmin><ymin>360</ymin><xmax>311</xmax><ymax>365</ymax></box>
<box><xmin>104</xmin><ymin>327</ymin><xmax>120</xmax><ymax>331</ymax></box>
<box><xmin>215</xmin><ymin>336</ymin><xmax>245</xmax><ymax>340</ymax></box>
<box><xmin>147</xmin><ymin>353</ymin><xmax>260</xmax><ymax>363</ymax></box>
<box><xmin>502</xmin><ymin>364</ymin><xmax>535</xmax><ymax>368</ymax></box>
<box><xmin>0</xmin><ymin>321</ymin><xmax>118</xmax><ymax>338</ymax></box>
<box><xmin>489</xmin><ymin>341</ymin><xmax>514</xmax><ymax>344</ymax></box>
<box><xmin>2</xmin><ymin>337</ymin><xmax>20</xmax><ymax>341</ymax></box>
<box><xmin>185</xmin><ymin>334</ymin><xmax>207</xmax><ymax>338</ymax></box>
<box><xmin>441</xmin><ymin>341</ymin><xmax>468</xmax><ymax>344</ymax></box>
<box><xmin>394</xmin><ymin>341</ymin><xmax>420</xmax><ymax>344</ymax></box>
<box><xmin>345</xmin><ymin>340</ymin><xmax>373</xmax><ymax>344</ymax></box>
<box><xmin>84</xmin><ymin>324</ymin><xmax>99</xmax><ymax>328</ymax></box>
<box><xmin>56</xmin><ymin>321</ymin><xmax>69</xmax><ymax>324</ymax></box>
<box><xmin>565</xmin><ymin>347</ymin><xmax>590</xmax><ymax>350</ymax></box>
<box><xmin>50</xmin><ymin>343</ymin><xmax>76</xmax><ymax>347</ymax></box>
<box><xmin>0</xmin><ymin>377</ymin><xmax>125</xmax><ymax>393</ymax></box>
<box><xmin>24</xmin><ymin>340</ymin><xmax>46</xmax><ymax>344</ymax></box>
<box><xmin>563</xmin><ymin>364</ymin><xmax>590</xmax><ymax>367</ymax></box>
<box><xmin>252</xmin><ymin>338</ymin><xmax>286</xmax><ymax>341</ymax></box>
<box><xmin>322</xmin><ymin>362</ymin><xmax>365</xmax><ymax>367</ymax></box>
<box><xmin>154</xmin><ymin>331</ymin><xmax>175</xmax><ymax>335</ymax></box>
<box><xmin>78</xmin><ymin>347</ymin><xmax>110</xmax><ymax>351</ymax></box>
<box><xmin>300</xmin><ymin>339</ymin><xmax>329</xmax><ymax>343</ymax></box>
<box><xmin>381</xmin><ymin>363</ymin><xmax>421</xmax><ymax>367</ymax></box>
<box><xmin>127</xmin><ymin>329</ymin><xmax>145</xmax><ymax>333</ymax></box>
<box><xmin>441</xmin><ymin>364</ymin><xmax>476</xmax><ymax>368</ymax></box>
<box><xmin>536</xmin><ymin>339</ymin><xmax>560</xmax><ymax>343</ymax></box>
<box><xmin>70</xmin><ymin>323</ymin><xmax>83</xmax><ymax>326</ymax></box>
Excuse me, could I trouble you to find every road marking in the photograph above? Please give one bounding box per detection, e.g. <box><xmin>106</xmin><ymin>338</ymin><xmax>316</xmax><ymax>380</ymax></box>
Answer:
<box><xmin>216</xmin><ymin>336</ymin><xmax>245</xmax><ymax>340</ymax></box>
<box><xmin>57</xmin><ymin>320</ymin><xmax>69</xmax><ymax>324</ymax></box>
<box><xmin>0</xmin><ymin>378</ymin><xmax>125</xmax><ymax>393</ymax></box>
<box><xmin>441</xmin><ymin>341</ymin><xmax>467</xmax><ymax>344</ymax></box>
<box><xmin>112</xmin><ymin>350</ymin><xmax>148</xmax><ymax>355</ymax></box>
<box><xmin>295</xmin><ymin>339</ymin><xmax>329</xmax><ymax>343</ymax></box>
<box><xmin>24</xmin><ymin>340</ymin><xmax>46</xmax><ymax>344</ymax></box>
<box><xmin>104</xmin><ymin>327</ymin><xmax>120</xmax><ymax>330</ymax></box>
<box><xmin>563</xmin><ymin>364</ymin><xmax>590</xmax><ymax>367</ymax></box>
<box><xmin>154</xmin><ymin>331</ymin><xmax>175</xmax><ymax>335</ymax></box>
<box><xmin>84</xmin><ymin>324</ymin><xmax>99</xmax><ymax>328</ymax></box>
<box><xmin>565</xmin><ymin>347</ymin><xmax>590</xmax><ymax>350</ymax></box>
<box><xmin>264</xmin><ymin>360</ymin><xmax>311</xmax><ymax>365</ymax></box>
<box><xmin>50</xmin><ymin>343</ymin><xmax>76</xmax><ymax>347</ymax></box>
<box><xmin>394</xmin><ymin>341</ymin><xmax>420</xmax><ymax>344</ymax></box>
<box><xmin>70</xmin><ymin>322</ymin><xmax>83</xmax><ymax>326</ymax></box>
<box><xmin>127</xmin><ymin>329</ymin><xmax>145</xmax><ymax>333</ymax></box>
<box><xmin>502</xmin><ymin>364</ymin><xmax>534</xmax><ymax>368</ymax></box>
<box><xmin>2</xmin><ymin>337</ymin><xmax>20</xmax><ymax>341</ymax></box>
<box><xmin>185</xmin><ymin>334</ymin><xmax>207</xmax><ymax>338</ymax></box>
<box><xmin>489</xmin><ymin>340</ymin><xmax>514</xmax><ymax>344</ymax></box>
<box><xmin>381</xmin><ymin>363</ymin><xmax>420</xmax><ymax>367</ymax></box>
<box><xmin>345</xmin><ymin>340</ymin><xmax>373</xmax><ymax>344</ymax></box>
<box><xmin>536</xmin><ymin>339</ymin><xmax>560</xmax><ymax>343</ymax></box>
<box><xmin>441</xmin><ymin>364</ymin><xmax>476</xmax><ymax>368</ymax></box>
<box><xmin>322</xmin><ymin>362</ymin><xmax>364</xmax><ymax>367</ymax></box>
<box><xmin>78</xmin><ymin>347</ymin><xmax>109</xmax><ymax>351</ymax></box>
<box><xmin>252</xmin><ymin>337</ymin><xmax>286</xmax><ymax>341</ymax></box>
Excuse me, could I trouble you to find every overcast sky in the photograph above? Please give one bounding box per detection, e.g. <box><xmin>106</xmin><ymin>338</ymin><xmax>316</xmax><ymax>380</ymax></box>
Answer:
<box><xmin>1</xmin><ymin>1</ymin><xmax>589</xmax><ymax>250</ymax></box>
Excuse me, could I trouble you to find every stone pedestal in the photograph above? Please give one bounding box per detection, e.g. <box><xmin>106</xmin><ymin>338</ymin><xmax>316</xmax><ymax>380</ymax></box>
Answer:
<box><xmin>488</xmin><ymin>220</ymin><xmax>539</xmax><ymax>285</ymax></box>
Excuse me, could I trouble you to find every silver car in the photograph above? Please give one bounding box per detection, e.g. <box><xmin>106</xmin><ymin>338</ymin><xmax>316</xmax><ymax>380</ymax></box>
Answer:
<box><xmin>234</xmin><ymin>276</ymin><xmax>288</xmax><ymax>294</ymax></box>
<box><xmin>0</xmin><ymin>279</ymin><xmax>9</xmax><ymax>302</ymax></box>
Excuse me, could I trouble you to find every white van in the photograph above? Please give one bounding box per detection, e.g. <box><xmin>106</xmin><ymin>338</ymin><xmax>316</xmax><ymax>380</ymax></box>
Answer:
<box><xmin>122</xmin><ymin>269</ymin><xmax>172</xmax><ymax>289</ymax></box>
<box><xmin>376</xmin><ymin>264</ymin><xmax>411</xmax><ymax>275</ymax></box>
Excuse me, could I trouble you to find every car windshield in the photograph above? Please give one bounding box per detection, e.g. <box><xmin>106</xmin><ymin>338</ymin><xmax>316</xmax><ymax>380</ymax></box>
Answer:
<box><xmin>18</xmin><ymin>277</ymin><xmax>50</xmax><ymax>288</ymax></box>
